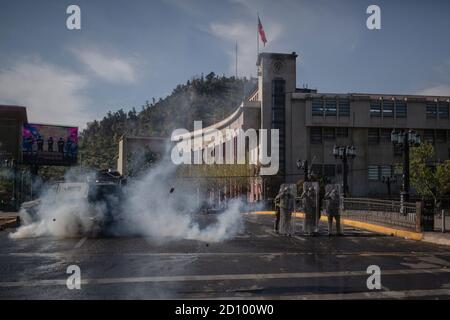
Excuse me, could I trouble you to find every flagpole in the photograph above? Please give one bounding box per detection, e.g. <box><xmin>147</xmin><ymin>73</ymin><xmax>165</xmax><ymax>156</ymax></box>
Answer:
<box><xmin>235</xmin><ymin>41</ymin><xmax>238</xmax><ymax>79</ymax></box>
<box><xmin>256</xmin><ymin>12</ymin><xmax>259</xmax><ymax>58</ymax></box>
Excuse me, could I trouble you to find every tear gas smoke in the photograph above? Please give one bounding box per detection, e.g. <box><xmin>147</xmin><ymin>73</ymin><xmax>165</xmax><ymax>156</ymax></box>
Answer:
<box><xmin>10</xmin><ymin>174</ymin><xmax>106</xmax><ymax>239</ymax></box>
<box><xmin>10</xmin><ymin>160</ymin><xmax>245</xmax><ymax>243</ymax></box>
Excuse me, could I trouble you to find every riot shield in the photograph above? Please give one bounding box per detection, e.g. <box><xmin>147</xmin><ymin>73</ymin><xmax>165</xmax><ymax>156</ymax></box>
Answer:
<box><xmin>277</xmin><ymin>183</ymin><xmax>296</xmax><ymax>235</ymax></box>
<box><xmin>300</xmin><ymin>181</ymin><xmax>319</xmax><ymax>234</ymax></box>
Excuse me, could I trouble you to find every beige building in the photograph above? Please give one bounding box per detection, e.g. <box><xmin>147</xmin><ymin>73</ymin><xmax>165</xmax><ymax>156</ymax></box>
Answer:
<box><xmin>119</xmin><ymin>52</ymin><xmax>450</xmax><ymax>200</ymax></box>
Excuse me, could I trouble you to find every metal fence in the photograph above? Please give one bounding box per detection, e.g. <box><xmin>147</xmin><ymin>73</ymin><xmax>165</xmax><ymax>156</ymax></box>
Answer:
<box><xmin>434</xmin><ymin>209</ymin><xmax>450</xmax><ymax>232</ymax></box>
<box><xmin>342</xmin><ymin>197</ymin><xmax>419</xmax><ymax>231</ymax></box>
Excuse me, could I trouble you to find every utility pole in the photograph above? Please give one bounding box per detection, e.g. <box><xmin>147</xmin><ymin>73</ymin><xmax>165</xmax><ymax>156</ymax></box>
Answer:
<box><xmin>382</xmin><ymin>176</ymin><xmax>395</xmax><ymax>196</ymax></box>
<box><xmin>333</xmin><ymin>146</ymin><xmax>356</xmax><ymax>197</ymax></box>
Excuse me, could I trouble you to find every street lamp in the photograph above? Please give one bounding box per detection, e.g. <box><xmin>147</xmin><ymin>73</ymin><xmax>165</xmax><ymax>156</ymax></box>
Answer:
<box><xmin>333</xmin><ymin>145</ymin><xmax>356</xmax><ymax>197</ymax></box>
<box><xmin>296</xmin><ymin>159</ymin><xmax>309</xmax><ymax>182</ymax></box>
<box><xmin>391</xmin><ymin>129</ymin><xmax>421</xmax><ymax>204</ymax></box>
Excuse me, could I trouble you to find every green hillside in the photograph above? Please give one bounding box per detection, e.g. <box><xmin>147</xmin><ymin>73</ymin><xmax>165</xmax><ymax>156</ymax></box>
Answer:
<box><xmin>79</xmin><ymin>73</ymin><xmax>257</xmax><ymax>170</ymax></box>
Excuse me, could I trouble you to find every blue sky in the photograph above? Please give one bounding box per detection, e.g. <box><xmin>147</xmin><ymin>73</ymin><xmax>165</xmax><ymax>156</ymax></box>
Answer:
<box><xmin>0</xmin><ymin>0</ymin><xmax>449</xmax><ymax>128</ymax></box>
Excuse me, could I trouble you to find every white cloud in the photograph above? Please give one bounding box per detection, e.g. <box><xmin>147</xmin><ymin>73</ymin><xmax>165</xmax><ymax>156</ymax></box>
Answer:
<box><xmin>71</xmin><ymin>48</ymin><xmax>137</xmax><ymax>84</ymax></box>
<box><xmin>418</xmin><ymin>85</ymin><xmax>450</xmax><ymax>97</ymax></box>
<box><xmin>209</xmin><ymin>20</ymin><xmax>282</xmax><ymax>77</ymax></box>
<box><xmin>0</xmin><ymin>58</ymin><xmax>90</xmax><ymax>128</ymax></box>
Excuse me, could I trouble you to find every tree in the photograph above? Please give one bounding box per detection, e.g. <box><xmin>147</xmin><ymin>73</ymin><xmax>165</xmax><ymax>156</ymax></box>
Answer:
<box><xmin>410</xmin><ymin>142</ymin><xmax>450</xmax><ymax>209</ymax></box>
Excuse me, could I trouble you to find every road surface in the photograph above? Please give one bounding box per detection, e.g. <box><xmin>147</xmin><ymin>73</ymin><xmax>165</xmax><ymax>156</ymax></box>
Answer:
<box><xmin>1</xmin><ymin>213</ymin><xmax>450</xmax><ymax>299</ymax></box>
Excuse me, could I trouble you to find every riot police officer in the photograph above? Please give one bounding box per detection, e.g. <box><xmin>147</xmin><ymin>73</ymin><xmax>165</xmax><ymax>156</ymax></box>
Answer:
<box><xmin>300</xmin><ymin>185</ymin><xmax>317</xmax><ymax>235</ymax></box>
<box><xmin>275</xmin><ymin>187</ymin><xmax>294</xmax><ymax>235</ymax></box>
<box><xmin>324</xmin><ymin>187</ymin><xmax>342</xmax><ymax>236</ymax></box>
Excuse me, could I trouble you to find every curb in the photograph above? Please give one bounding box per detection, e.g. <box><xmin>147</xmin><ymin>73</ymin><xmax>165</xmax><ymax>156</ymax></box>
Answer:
<box><xmin>251</xmin><ymin>211</ymin><xmax>423</xmax><ymax>241</ymax></box>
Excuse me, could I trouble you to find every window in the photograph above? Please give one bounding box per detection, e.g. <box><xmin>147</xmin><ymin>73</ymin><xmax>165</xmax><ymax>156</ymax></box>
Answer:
<box><xmin>395</xmin><ymin>101</ymin><xmax>407</xmax><ymax>118</ymax></box>
<box><xmin>337</xmin><ymin>127</ymin><xmax>349</xmax><ymax>138</ymax></box>
<box><xmin>312</xmin><ymin>99</ymin><xmax>323</xmax><ymax>116</ymax></box>
<box><xmin>336</xmin><ymin>164</ymin><xmax>342</xmax><ymax>175</ymax></box>
<box><xmin>368</xmin><ymin>165</ymin><xmax>379</xmax><ymax>181</ymax></box>
<box><xmin>438</xmin><ymin>102</ymin><xmax>449</xmax><ymax>119</ymax></box>
<box><xmin>324</xmin><ymin>165</ymin><xmax>336</xmax><ymax>178</ymax></box>
<box><xmin>380</xmin><ymin>165</ymin><xmax>392</xmax><ymax>178</ymax></box>
<box><xmin>383</xmin><ymin>100</ymin><xmax>394</xmax><ymax>117</ymax></box>
<box><xmin>436</xmin><ymin>130</ymin><xmax>447</xmax><ymax>143</ymax></box>
<box><xmin>426</xmin><ymin>102</ymin><xmax>437</xmax><ymax>119</ymax></box>
<box><xmin>370</xmin><ymin>101</ymin><xmax>381</xmax><ymax>117</ymax></box>
<box><xmin>323</xmin><ymin>127</ymin><xmax>336</xmax><ymax>140</ymax></box>
<box><xmin>339</xmin><ymin>99</ymin><xmax>350</xmax><ymax>117</ymax></box>
<box><xmin>325</xmin><ymin>99</ymin><xmax>337</xmax><ymax>116</ymax></box>
<box><xmin>368</xmin><ymin>128</ymin><xmax>380</xmax><ymax>145</ymax></box>
<box><xmin>310</xmin><ymin>127</ymin><xmax>322</xmax><ymax>144</ymax></box>
<box><xmin>380</xmin><ymin>129</ymin><xmax>392</xmax><ymax>142</ymax></box>
<box><xmin>272</xmin><ymin>79</ymin><xmax>286</xmax><ymax>174</ymax></box>
<box><xmin>311</xmin><ymin>164</ymin><xmax>323</xmax><ymax>176</ymax></box>
<box><xmin>424</xmin><ymin>130</ymin><xmax>435</xmax><ymax>144</ymax></box>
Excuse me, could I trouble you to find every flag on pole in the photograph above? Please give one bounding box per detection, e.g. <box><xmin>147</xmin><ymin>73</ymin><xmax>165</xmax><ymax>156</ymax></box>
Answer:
<box><xmin>258</xmin><ymin>15</ymin><xmax>267</xmax><ymax>46</ymax></box>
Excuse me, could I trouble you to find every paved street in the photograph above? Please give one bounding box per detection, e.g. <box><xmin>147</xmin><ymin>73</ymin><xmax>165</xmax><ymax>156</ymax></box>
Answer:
<box><xmin>1</xmin><ymin>213</ymin><xmax>450</xmax><ymax>299</ymax></box>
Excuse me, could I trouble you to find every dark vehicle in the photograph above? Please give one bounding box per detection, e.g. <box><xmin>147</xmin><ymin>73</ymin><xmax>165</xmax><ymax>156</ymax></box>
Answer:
<box><xmin>21</xmin><ymin>170</ymin><xmax>126</xmax><ymax>235</ymax></box>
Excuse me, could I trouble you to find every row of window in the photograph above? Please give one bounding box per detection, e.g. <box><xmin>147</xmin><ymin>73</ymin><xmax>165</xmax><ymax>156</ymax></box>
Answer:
<box><xmin>368</xmin><ymin>165</ymin><xmax>393</xmax><ymax>181</ymax></box>
<box><xmin>311</xmin><ymin>99</ymin><xmax>350</xmax><ymax>117</ymax></box>
<box><xmin>272</xmin><ymin>80</ymin><xmax>286</xmax><ymax>173</ymax></box>
<box><xmin>368</xmin><ymin>129</ymin><xmax>450</xmax><ymax>145</ymax></box>
<box><xmin>423</xmin><ymin>129</ymin><xmax>449</xmax><ymax>144</ymax></box>
<box><xmin>426</xmin><ymin>102</ymin><xmax>449</xmax><ymax>119</ymax></box>
<box><xmin>311</xmin><ymin>99</ymin><xmax>450</xmax><ymax>120</ymax></box>
<box><xmin>310</xmin><ymin>163</ymin><xmax>450</xmax><ymax>182</ymax></box>
<box><xmin>370</xmin><ymin>100</ymin><xmax>407</xmax><ymax>118</ymax></box>
<box><xmin>311</xmin><ymin>128</ymin><xmax>450</xmax><ymax>147</ymax></box>
<box><xmin>310</xmin><ymin>164</ymin><xmax>342</xmax><ymax>178</ymax></box>
<box><xmin>310</xmin><ymin>164</ymin><xmax>392</xmax><ymax>180</ymax></box>
<box><xmin>310</xmin><ymin>127</ymin><xmax>350</xmax><ymax>143</ymax></box>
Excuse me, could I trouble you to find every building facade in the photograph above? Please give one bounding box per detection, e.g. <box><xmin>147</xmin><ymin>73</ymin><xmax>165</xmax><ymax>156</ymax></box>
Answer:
<box><xmin>0</xmin><ymin>105</ymin><xmax>27</xmax><ymax>164</ymax></box>
<box><xmin>119</xmin><ymin>52</ymin><xmax>450</xmax><ymax>200</ymax></box>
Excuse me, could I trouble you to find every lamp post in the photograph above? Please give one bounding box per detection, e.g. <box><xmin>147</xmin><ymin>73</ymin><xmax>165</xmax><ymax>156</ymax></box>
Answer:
<box><xmin>381</xmin><ymin>175</ymin><xmax>397</xmax><ymax>197</ymax></box>
<box><xmin>296</xmin><ymin>159</ymin><xmax>309</xmax><ymax>182</ymax></box>
<box><xmin>391</xmin><ymin>129</ymin><xmax>421</xmax><ymax>204</ymax></box>
<box><xmin>333</xmin><ymin>145</ymin><xmax>356</xmax><ymax>197</ymax></box>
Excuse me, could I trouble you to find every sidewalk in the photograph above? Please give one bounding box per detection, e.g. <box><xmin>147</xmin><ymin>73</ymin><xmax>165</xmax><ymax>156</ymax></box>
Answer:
<box><xmin>0</xmin><ymin>211</ymin><xmax>20</xmax><ymax>230</ymax></box>
<box><xmin>422</xmin><ymin>232</ymin><xmax>450</xmax><ymax>246</ymax></box>
<box><xmin>251</xmin><ymin>211</ymin><xmax>450</xmax><ymax>246</ymax></box>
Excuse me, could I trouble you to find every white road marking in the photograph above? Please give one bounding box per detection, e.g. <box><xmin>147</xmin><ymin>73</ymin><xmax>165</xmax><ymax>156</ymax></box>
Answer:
<box><xmin>211</xmin><ymin>288</ymin><xmax>450</xmax><ymax>300</ymax></box>
<box><xmin>74</xmin><ymin>237</ymin><xmax>87</xmax><ymax>249</ymax></box>
<box><xmin>3</xmin><ymin>251</ymin><xmax>450</xmax><ymax>258</ymax></box>
<box><xmin>1</xmin><ymin>267</ymin><xmax>450</xmax><ymax>288</ymax></box>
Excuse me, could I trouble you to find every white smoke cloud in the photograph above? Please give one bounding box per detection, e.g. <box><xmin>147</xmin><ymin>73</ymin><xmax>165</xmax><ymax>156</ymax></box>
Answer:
<box><xmin>120</xmin><ymin>160</ymin><xmax>244</xmax><ymax>242</ymax></box>
<box><xmin>10</xmin><ymin>159</ymin><xmax>244</xmax><ymax>243</ymax></box>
